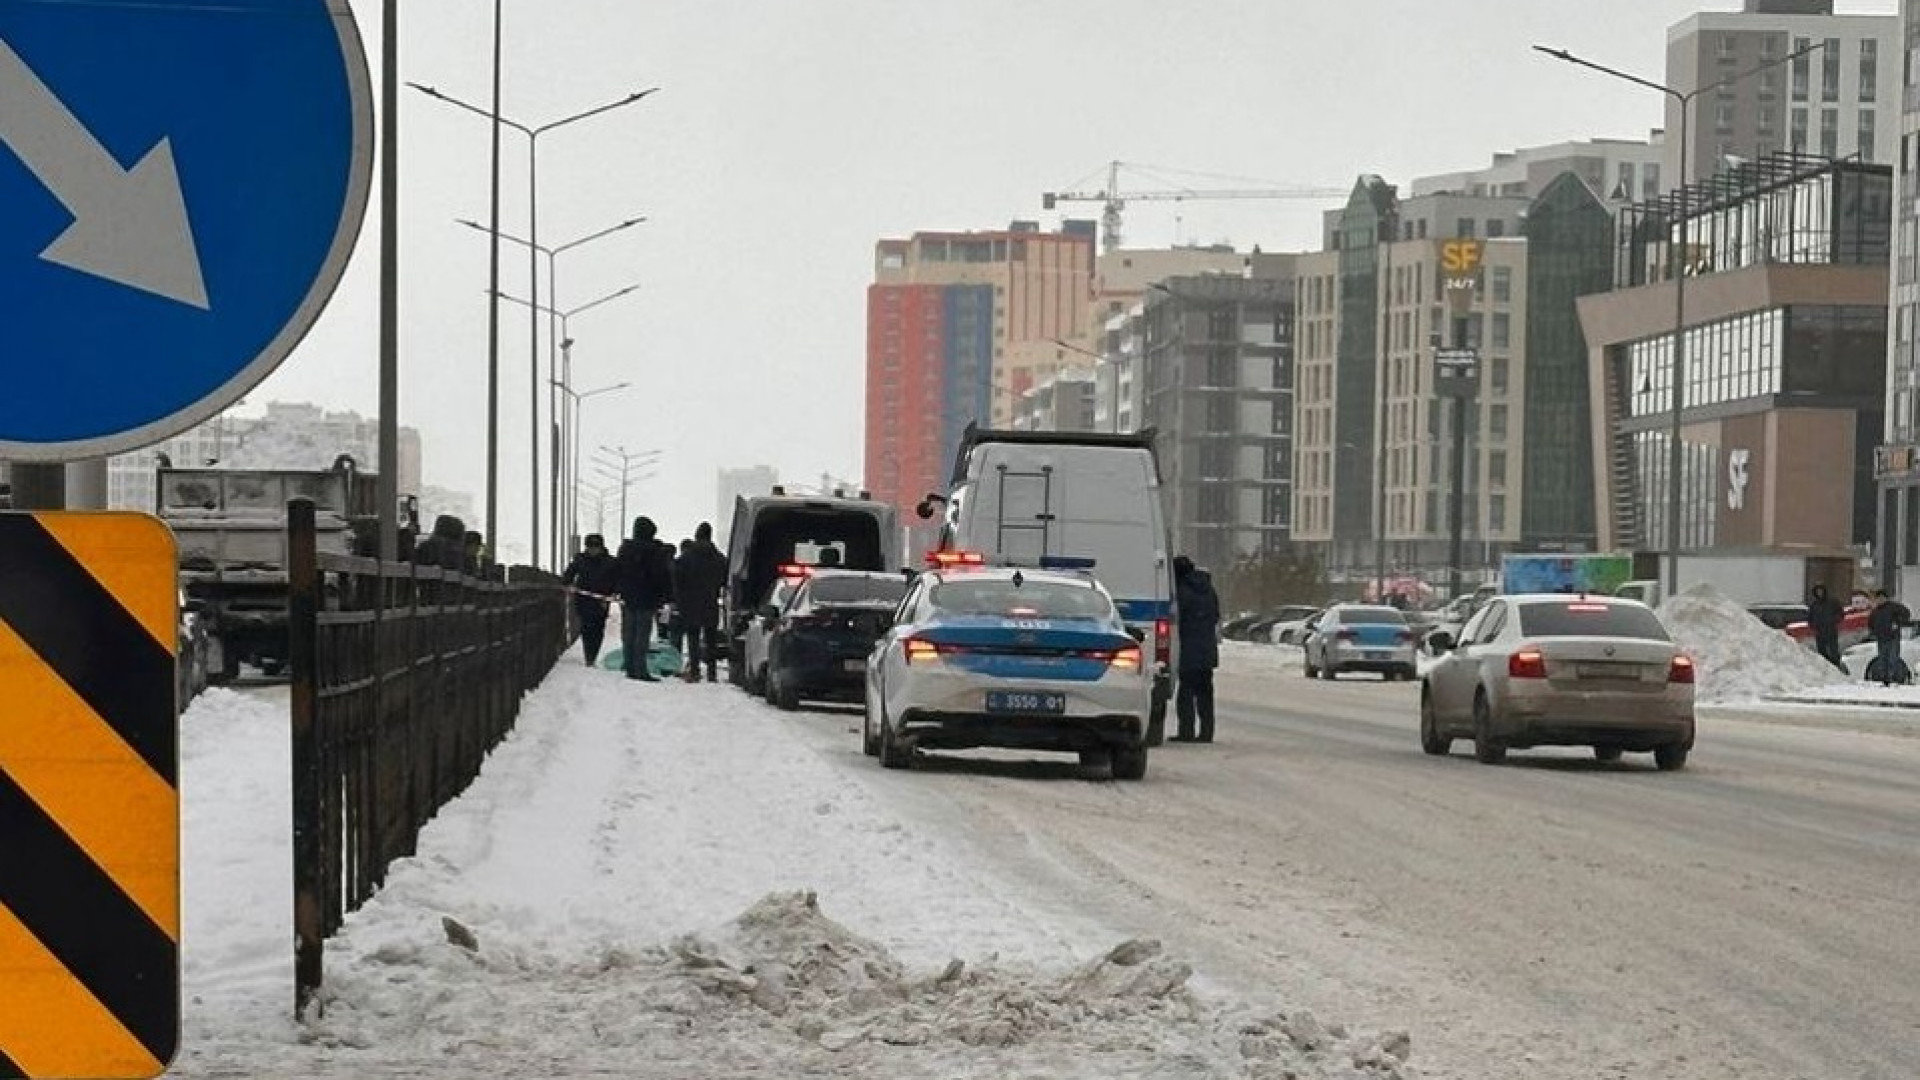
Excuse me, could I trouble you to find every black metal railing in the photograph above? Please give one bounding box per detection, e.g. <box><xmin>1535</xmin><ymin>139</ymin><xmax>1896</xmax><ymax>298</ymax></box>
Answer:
<box><xmin>287</xmin><ymin>498</ymin><xmax>566</xmax><ymax>1016</ymax></box>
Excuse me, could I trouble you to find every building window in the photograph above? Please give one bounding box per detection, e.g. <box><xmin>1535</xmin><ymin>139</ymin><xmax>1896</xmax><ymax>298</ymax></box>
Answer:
<box><xmin>1489</xmin><ymin>493</ymin><xmax>1507</xmax><ymax>534</ymax></box>
<box><xmin>1791</xmin><ymin>107</ymin><xmax>1809</xmax><ymax>152</ymax></box>
<box><xmin>1715</xmin><ymin>102</ymin><xmax>1736</xmax><ymax>133</ymax></box>
<box><xmin>1793</xmin><ymin>37</ymin><xmax>1811</xmax><ymax>101</ymax></box>
<box><xmin>1491</xmin><ymin>312</ymin><xmax>1511</xmax><ymax>350</ymax></box>
<box><xmin>1455</xmin><ymin>218</ymin><xmax>1476</xmax><ymax>239</ymax></box>
<box><xmin>1859</xmin><ymin>109</ymin><xmax>1876</xmax><ymax>161</ymax></box>
<box><xmin>1489</xmin><ymin>450</ymin><xmax>1508</xmax><ymax>488</ymax></box>
<box><xmin>1486</xmin><ymin>218</ymin><xmax>1505</xmax><ymax>238</ymax></box>
<box><xmin>1643</xmin><ymin>164</ymin><xmax>1660</xmax><ymax>200</ymax></box>
<box><xmin>1862</xmin><ymin>37</ymin><xmax>1879</xmax><ymax>102</ymax></box>
<box><xmin>1491</xmin><ymin>356</ymin><xmax>1509</xmax><ymax>395</ymax></box>
<box><xmin>1489</xmin><ymin>404</ymin><xmax>1509</xmax><ymax>440</ymax></box>
<box><xmin>1491</xmin><ymin>266</ymin><xmax>1512</xmax><ymax>304</ymax></box>
<box><xmin>1821</xmin><ymin>38</ymin><xmax>1841</xmax><ymax>102</ymax></box>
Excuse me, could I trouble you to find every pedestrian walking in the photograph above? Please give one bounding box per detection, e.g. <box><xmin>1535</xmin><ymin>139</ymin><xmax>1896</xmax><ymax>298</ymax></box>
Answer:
<box><xmin>1806</xmin><ymin>583</ymin><xmax>1846</xmax><ymax>672</ymax></box>
<box><xmin>561</xmin><ymin>533</ymin><xmax>620</xmax><ymax>665</ymax></box>
<box><xmin>615</xmin><ymin>516</ymin><xmax>676</xmax><ymax>682</ymax></box>
<box><xmin>1867</xmin><ymin>589</ymin><xmax>1912</xmax><ymax>686</ymax></box>
<box><xmin>674</xmin><ymin>523</ymin><xmax>728</xmax><ymax>682</ymax></box>
<box><xmin>1171</xmin><ymin>555</ymin><xmax>1221</xmax><ymax>743</ymax></box>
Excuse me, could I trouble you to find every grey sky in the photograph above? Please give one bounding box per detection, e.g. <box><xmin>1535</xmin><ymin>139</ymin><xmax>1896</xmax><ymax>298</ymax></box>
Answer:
<box><xmin>249</xmin><ymin>0</ymin><xmax>1898</xmax><ymax>558</ymax></box>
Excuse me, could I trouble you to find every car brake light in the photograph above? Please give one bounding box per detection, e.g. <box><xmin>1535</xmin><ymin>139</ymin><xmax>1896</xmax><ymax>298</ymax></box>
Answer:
<box><xmin>1108</xmin><ymin>644</ymin><xmax>1142</xmax><ymax>670</ymax></box>
<box><xmin>904</xmin><ymin>638</ymin><xmax>941</xmax><ymax>665</ymax></box>
<box><xmin>1668</xmin><ymin>655</ymin><xmax>1696</xmax><ymax>684</ymax></box>
<box><xmin>926</xmin><ymin>549</ymin><xmax>986</xmax><ymax>569</ymax></box>
<box><xmin>1336</xmin><ymin>628</ymin><xmax>1358</xmax><ymax>641</ymax></box>
<box><xmin>1509</xmin><ymin>647</ymin><xmax>1548</xmax><ymax>679</ymax></box>
<box><xmin>1564</xmin><ymin>603</ymin><xmax>1609</xmax><ymax>612</ymax></box>
<box><xmin>776</xmin><ymin>563</ymin><xmax>811</xmax><ymax>579</ymax></box>
<box><xmin>1154</xmin><ymin>618</ymin><xmax>1171</xmax><ymax>664</ymax></box>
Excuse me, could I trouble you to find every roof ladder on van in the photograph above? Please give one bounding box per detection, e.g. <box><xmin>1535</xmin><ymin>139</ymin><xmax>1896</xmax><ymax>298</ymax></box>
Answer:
<box><xmin>994</xmin><ymin>462</ymin><xmax>1055</xmax><ymax>559</ymax></box>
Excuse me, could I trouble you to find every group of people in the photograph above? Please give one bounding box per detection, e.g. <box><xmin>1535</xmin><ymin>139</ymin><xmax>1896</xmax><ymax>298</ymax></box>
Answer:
<box><xmin>1805</xmin><ymin>584</ymin><xmax>1912</xmax><ymax>685</ymax></box>
<box><xmin>561</xmin><ymin>516</ymin><xmax>729</xmax><ymax>683</ymax></box>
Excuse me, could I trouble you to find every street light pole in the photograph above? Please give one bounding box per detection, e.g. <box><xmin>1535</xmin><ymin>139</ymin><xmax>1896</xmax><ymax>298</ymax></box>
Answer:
<box><xmin>485</xmin><ymin>0</ymin><xmax>503</xmax><ymax>563</ymax></box>
<box><xmin>460</xmin><ymin>215</ymin><xmax>647</xmax><ymax>562</ymax></box>
<box><xmin>1534</xmin><ymin>42</ymin><xmax>1820</xmax><ymax>601</ymax></box>
<box><xmin>554</xmin><ymin>380</ymin><xmax>630</xmax><ymax>546</ymax></box>
<box><xmin>376</xmin><ymin>0</ymin><xmax>400</xmax><ymax>560</ymax></box>
<box><xmin>412</xmin><ymin>82</ymin><xmax>658</xmax><ymax>571</ymax></box>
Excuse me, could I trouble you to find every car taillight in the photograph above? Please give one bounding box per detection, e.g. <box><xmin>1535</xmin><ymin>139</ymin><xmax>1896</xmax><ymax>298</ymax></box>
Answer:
<box><xmin>904</xmin><ymin>638</ymin><xmax>941</xmax><ymax>665</ymax></box>
<box><xmin>1108</xmin><ymin>644</ymin><xmax>1142</xmax><ymax>670</ymax></box>
<box><xmin>776</xmin><ymin>563</ymin><xmax>812</xmax><ymax>579</ymax></box>
<box><xmin>1668</xmin><ymin>655</ymin><xmax>1696</xmax><ymax>684</ymax></box>
<box><xmin>1395</xmin><ymin>629</ymin><xmax>1415</xmax><ymax>642</ymax></box>
<box><xmin>1508</xmin><ymin>647</ymin><xmax>1548</xmax><ymax>679</ymax></box>
<box><xmin>1336</xmin><ymin>629</ymin><xmax>1358</xmax><ymax>642</ymax></box>
<box><xmin>1154</xmin><ymin>618</ymin><xmax>1171</xmax><ymax>665</ymax></box>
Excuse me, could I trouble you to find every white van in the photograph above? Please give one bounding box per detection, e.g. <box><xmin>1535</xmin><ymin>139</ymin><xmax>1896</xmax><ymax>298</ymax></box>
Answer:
<box><xmin>918</xmin><ymin>427</ymin><xmax>1177</xmax><ymax>742</ymax></box>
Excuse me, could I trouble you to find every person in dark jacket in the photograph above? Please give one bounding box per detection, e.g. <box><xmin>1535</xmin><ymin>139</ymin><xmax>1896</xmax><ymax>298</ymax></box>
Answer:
<box><xmin>616</xmin><ymin>516</ymin><xmax>676</xmax><ymax>681</ymax></box>
<box><xmin>666</xmin><ymin>539</ymin><xmax>695</xmax><ymax>655</ymax></box>
<box><xmin>562</xmin><ymin>534</ymin><xmax>620</xmax><ymax>665</ymax></box>
<box><xmin>1172</xmin><ymin>555</ymin><xmax>1222</xmax><ymax>743</ymax></box>
<box><xmin>1867</xmin><ymin>590</ymin><xmax>1912</xmax><ymax>685</ymax></box>
<box><xmin>411</xmin><ymin>515</ymin><xmax>467</xmax><ymax>573</ymax></box>
<box><xmin>1806</xmin><ymin>584</ymin><xmax>1847</xmax><ymax>672</ymax></box>
<box><xmin>674</xmin><ymin>522</ymin><xmax>729</xmax><ymax>682</ymax></box>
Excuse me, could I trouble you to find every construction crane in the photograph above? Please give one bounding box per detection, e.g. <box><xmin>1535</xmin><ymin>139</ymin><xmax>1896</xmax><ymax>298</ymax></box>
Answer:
<box><xmin>1042</xmin><ymin>160</ymin><xmax>1348</xmax><ymax>254</ymax></box>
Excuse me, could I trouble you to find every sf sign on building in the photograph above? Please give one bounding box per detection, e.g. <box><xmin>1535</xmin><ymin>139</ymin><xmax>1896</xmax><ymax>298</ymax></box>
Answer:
<box><xmin>1438</xmin><ymin>238</ymin><xmax>1484</xmax><ymax>311</ymax></box>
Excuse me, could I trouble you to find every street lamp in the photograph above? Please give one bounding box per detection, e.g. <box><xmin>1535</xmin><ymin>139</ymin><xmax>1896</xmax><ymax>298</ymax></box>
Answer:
<box><xmin>554</xmin><ymin>380</ymin><xmax>630</xmax><ymax>550</ymax></box>
<box><xmin>596</xmin><ymin>445</ymin><xmax>664</xmax><ymax>530</ymax></box>
<box><xmin>494</xmin><ymin>282</ymin><xmax>643</xmax><ymax>560</ymax></box>
<box><xmin>1534</xmin><ymin>41</ymin><xmax>1821</xmax><ymax>600</ymax></box>
<box><xmin>458</xmin><ymin>214</ymin><xmax>646</xmax><ymax>564</ymax></box>
<box><xmin>411</xmin><ymin>79</ymin><xmax>658</xmax><ymax>570</ymax></box>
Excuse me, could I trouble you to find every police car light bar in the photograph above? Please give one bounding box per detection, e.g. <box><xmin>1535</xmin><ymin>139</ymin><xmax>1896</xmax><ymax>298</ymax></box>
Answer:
<box><xmin>926</xmin><ymin>549</ymin><xmax>986</xmax><ymax>569</ymax></box>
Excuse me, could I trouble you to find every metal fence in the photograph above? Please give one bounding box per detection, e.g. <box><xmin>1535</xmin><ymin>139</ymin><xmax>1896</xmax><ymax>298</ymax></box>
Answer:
<box><xmin>287</xmin><ymin>499</ymin><xmax>567</xmax><ymax>1016</ymax></box>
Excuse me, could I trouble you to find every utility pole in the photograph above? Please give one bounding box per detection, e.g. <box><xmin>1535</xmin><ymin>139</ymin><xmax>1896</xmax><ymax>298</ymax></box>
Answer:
<box><xmin>376</xmin><ymin>0</ymin><xmax>399</xmax><ymax>560</ymax></box>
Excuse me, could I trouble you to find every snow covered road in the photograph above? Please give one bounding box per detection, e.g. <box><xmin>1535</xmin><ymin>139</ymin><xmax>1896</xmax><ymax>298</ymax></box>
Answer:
<box><xmin>167</xmin><ymin>649</ymin><xmax>1920</xmax><ymax>1078</ymax></box>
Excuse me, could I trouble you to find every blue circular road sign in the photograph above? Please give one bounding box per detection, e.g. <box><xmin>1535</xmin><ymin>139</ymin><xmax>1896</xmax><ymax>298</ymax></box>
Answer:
<box><xmin>0</xmin><ymin>0</ymin><xmax>373</xmax><ymax>460</ymax></box>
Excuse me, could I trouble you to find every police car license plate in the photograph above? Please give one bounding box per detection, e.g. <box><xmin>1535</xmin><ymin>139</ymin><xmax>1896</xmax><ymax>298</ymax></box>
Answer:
<box><xmin>843</xmin><ymin>659</ymin><xmax>866</xmax><ymax>672</ymax></box>
<box><xmin>985</xmin><ymin>691</ymin><xmax>1066</xmax><ymax>715</ymax></box>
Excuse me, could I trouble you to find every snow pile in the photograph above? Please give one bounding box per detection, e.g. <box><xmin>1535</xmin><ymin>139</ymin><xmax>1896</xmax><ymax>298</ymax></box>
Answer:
<box><xmin>293</xmin><ymin>890</ymin><xmax>1413</xmax><ymax>1079</ymax></box>
<box><xmin>1657</xmin><ymin>584</ymin><xmax>1842</xmax><ymax>703</ymax></box>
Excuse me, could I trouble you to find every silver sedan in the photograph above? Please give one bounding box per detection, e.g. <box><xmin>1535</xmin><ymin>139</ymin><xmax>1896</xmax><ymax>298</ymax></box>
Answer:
<box><xmin>1420</xmin><ymin>594</ymin><xmax>1695</xmax><ymax>770</ymax></box>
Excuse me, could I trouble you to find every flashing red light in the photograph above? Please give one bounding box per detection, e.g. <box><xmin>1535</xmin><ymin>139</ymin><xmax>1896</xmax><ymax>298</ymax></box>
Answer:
<box><xmin>1154</xmin><ymin>618</ymin><xmax>1172</xmax><ymax>665</ymax></box>
<box><xmin>1509</xmin><ymin>647</ymin><xmax>1548</xmax><ymax>679</ymax></box>
<box><xmin>927</xmin><ymin>549</ymin><xmax>986</xmax><ymax>569</ymax></box>
<box><xmin>776</xmin><ymin>563</ymin><xmax>812</xmax><ymax>579</ymax></box>
<box><xmin>1668</xmin><ymin>654</ymin><xmax>1696</xmax><ymax>684</ymax></box>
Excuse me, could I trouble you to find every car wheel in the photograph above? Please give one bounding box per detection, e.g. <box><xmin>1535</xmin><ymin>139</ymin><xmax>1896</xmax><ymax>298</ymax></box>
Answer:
<box><xmin>1320</xmin><ymin>660</ymin><xmax>1337</xmax><ymax>681</ymax></box>
<box><xmin>1419</xmin><ymin>690</ymin><xmax>1451</xmax><ymax>756</ymax></box>
<box><xmin>771</xmin><ymin>669</ymin><xmax>800</xmax><ymax>712</ymax></box>
<box><xmin>1078</xmin><ymin>748</ymin><xmax>1111</xmax><ymax>771</ymax></box>
<box><xmin>1146</xmin><ymin>690</ymin><xmax>1167</xmax><ymax>747</ymax></box>
<box><xmin>1302</xmin><ymin>656</ymin><xmax>1317</xmax><ymax>678</ymax></box>
<box><xmin>1471</xmin><ymin>691</ymin><xmax>1506</xmax><ymax>765</ymax></box>
<box><xmin>1593</xmin><ymin>746</ymin><xmax>1624</xmax><ymax>762</ymax></box>
<box><xmin>1653</xmin><ymin>743</ymin><xmax>1689</xmax><ymax>771</ymax></box>
<box><xmin>878</xmin><ymin>708</ymin><xmax>911</xmax><ymax>770</ymax></box>
<box><xmin>1110</xmin><ymin>744</ymin><xmax>1148</xmax><ymax>781</ymax></box>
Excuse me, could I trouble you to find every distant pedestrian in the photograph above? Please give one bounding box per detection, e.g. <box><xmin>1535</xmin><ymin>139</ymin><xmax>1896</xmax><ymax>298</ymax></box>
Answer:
<box><xmin>1172</xmin><ymin>555</ymin><xmax>1221</xmax><ymax>743</ymax></box>
<box><xmin>615</xmin><ymin>516</ymin><xmax>676</xmax><ymax>681</ymax></box>
<box><xmin>674</xmin><ymin>523</ymin><xmax>728</xmax><ymax>682</ymax></box>
<box><xmin>562</xmin><ymin>534</ymin><xmax>619</xmax><ymax>665</ymax></box>
<box><xmin>1867</xmin><ymin>590</ymin><xmax>1912</xmax><ymax>686</ymax></box>
<box><xmin>411</xmin><ymin>515</ymin><xmax>467</xmax><ymax>573</ymax></box>
<box><xmin>1806</xmin><ymin>584</ymin><xmax>1846</xmax><ymax>672</ymax></box>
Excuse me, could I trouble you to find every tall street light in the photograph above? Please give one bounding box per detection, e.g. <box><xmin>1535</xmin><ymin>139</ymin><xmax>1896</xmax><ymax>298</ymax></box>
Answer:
<box><xmin>494</xmin><ymin>283</ymin><xmax>643</xmax><ymax>562</ymax></box>
<box><xmin>411</xmin><ymin>79</ymin><xmax>658</xmax><ymax>569</ymax></box>
<box><xmin>553</xmin><ymin>381</ymin><xmax>631</xmax><ymax>551</ymax></box>
<box><xmin>1534</xmin><ymin>41</ymin><xmax>1821</xmax><ymax>600</ymax></box>
<box><xmin>596</xmin><ymin>445</ymin><xmax>664</xmax><ymax>530</ymax></box>
<box><xmin>460</xmin><ymin>217</ymin><xmax>646</xmax><ymax>562</ymax></box>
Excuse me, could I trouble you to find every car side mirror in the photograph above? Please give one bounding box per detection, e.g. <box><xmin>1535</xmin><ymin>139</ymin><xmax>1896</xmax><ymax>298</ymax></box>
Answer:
<box><xmin>1428</xmin><ymin>631</ymin><xmax>1455</xmax><ymax>654</ymax></box>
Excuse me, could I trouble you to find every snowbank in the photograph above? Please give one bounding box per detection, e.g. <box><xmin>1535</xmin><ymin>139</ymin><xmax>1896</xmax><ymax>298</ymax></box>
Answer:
<box><xmin>1657</xmin><ymin>584</ymin><xmax>1842</xmax><ymax>704</ymax></box>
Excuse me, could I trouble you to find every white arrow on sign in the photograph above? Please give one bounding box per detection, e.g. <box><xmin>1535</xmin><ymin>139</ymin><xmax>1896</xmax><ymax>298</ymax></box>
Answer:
<box><xmin>0</xmin><ymin>37</ymin><xmax>210</xmax><ymax>309</ymax></box>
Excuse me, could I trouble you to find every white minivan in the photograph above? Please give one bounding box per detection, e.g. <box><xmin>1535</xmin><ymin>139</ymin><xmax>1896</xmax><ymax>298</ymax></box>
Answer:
<box><xmin>917</xmin><ymin>426</ymin><xmax>1178</xmax><ymax>743</ymax></box>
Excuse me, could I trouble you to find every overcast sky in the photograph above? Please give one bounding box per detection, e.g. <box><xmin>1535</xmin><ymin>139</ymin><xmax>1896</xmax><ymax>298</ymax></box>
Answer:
<box><xmin>247</xmin><ymin>0</ymin><xmax>1899</xmax><ymax>558</ymax></box>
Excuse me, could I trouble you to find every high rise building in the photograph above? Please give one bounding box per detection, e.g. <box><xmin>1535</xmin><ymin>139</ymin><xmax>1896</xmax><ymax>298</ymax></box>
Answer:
<box><xmin>1139</xmin><ymin>267</ymin><xmax>1297</xmax><ymax>570</ymax></box>
<box><xmin>1665</xmin><ymin>1</ymin><xmax>1898</xmax><ymax>186</ymax></box>
<box><xmin>865</xmin><ymin>221</ymin><xmax>1097</xmax><ymax>511</ymax></box>
<box><xmin>1880</xmin><ymin>0</ymin><xmax>1920</xmax><ymax>594</ymax></box>
<box><xmin>1412</xmin><ymin>135</ymin><xmax>1667</xmax><ymax>204</ymax></box>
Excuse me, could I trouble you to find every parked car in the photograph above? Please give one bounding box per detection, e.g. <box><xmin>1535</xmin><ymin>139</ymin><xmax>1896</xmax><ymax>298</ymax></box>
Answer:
<box><xmin>1250</xmin><ymin>605</ymin><xmax>1318</xmax><ymax>644</ymax></box>
<box><xmin>737</xmin><ymin>571</ymin><xmax>808</xmax><ymax>695</ymax></box>
<box><xmin>1268</xmin><ymin>608</ymin><xmax>1323</xmax><ymax>646</ymax></box>
<box><xmin>1786</xmin><ymin>603</ymin><xmax>1873</xmax><ymax>652</ymax></box>
<box><xmin>1219</xmin><ymin>613</ymin><xmax>1266</xmax><ymax>641</ymax></box>
<box><xmin>1301</xmin><ymin>604</ymin><xmax>1418</xmax><ymax>681</ymax></box>
<box><xmin>1420</xmin><ymin>594</ymin><xmax>1695</xmax><ymax>770</ymax></box>
<box><xmin>763</xmin><ymin>570</ymin><xmax>910</xmax><ymax>710</ymax></box>
<box><xmin>865</xmin><ymin>565</ymin><xmax>1152</xmax><ymax>779</ymax></box>
<box><xmin>1745</xmin><ymin>602</ymin><xmax>1809</xmax><ymax>632</ymax></box>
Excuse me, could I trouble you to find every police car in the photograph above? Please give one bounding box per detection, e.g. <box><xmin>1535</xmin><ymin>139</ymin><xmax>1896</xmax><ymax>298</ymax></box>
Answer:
<box><xmin>863</xmin><ymin>560</ymin><xmax>1154</xmax><ymax>780</ymax></box>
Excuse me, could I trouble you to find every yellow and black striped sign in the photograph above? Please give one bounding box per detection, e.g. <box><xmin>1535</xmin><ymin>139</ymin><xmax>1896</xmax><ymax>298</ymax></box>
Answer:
<box><xmin>0</xmin><ymin>513</ymin><xmax>178</xmax><ymax>1079</ymax></box>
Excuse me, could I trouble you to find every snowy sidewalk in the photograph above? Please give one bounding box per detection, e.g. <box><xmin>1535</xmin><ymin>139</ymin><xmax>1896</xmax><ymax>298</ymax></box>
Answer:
<box><xmin>171</xmin><ymin>661</ymin><xmax>1416</xmax><ymax>1079</ymax></box>
<box><xmin>1761</xmin><ymin>681</ymin><xmax>1920</xmax><ymax>711</ymax></box>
